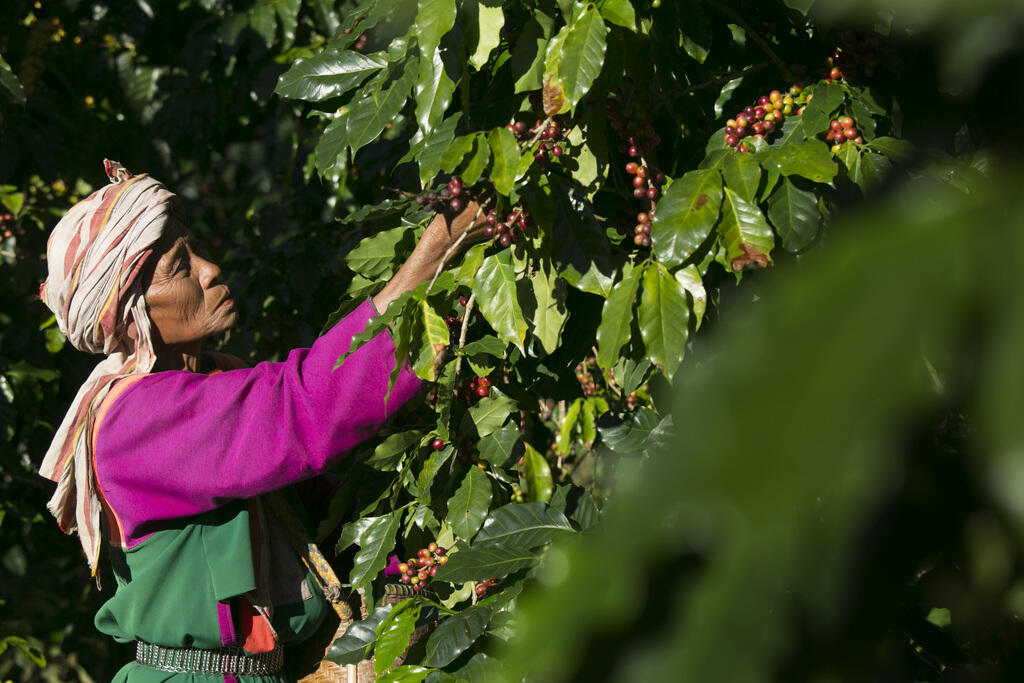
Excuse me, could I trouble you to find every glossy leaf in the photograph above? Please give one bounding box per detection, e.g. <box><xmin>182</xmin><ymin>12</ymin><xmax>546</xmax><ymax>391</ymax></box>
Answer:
<box><xmin>423</xmin><ymin>601</ymin><xmax>493</xmax><ymax>667</ymax></box>
<box><xmin>346</xmin><ymin>62</ymin><xmax>418</xmax><ymax>157</ymax></box>
<box><xmin>275</xmin><ymin>50</ymin><xmax>387</xmax><ymax>101</ymax></box>
<box><xmin>767</xmin><ymin>178</ymin><xmax>821</xmax><ymax>252</ymax></box>
<box><xmin>522</xmin><ymin>443</ymin><xmax>554</xmax><ymax>503</ymax></box>
<box><xmin>595</xmin><ymin>261</ymin><xmax>642</xmax><ymax>371</ymax></box>
<box><xmin>374</xmin><ymin>601</ymin><xmax>422</xmax><ymax>675</ymax></box>
<box><xmin>556</xmin><ymin>398</ymin><xmax>582</xmax><ymax>456</ymax></box>
<box><xmin>348</xmin><ymin>511</ymin><xmax>402</xmax><ymax>592</ymax></box>
<box><xmin>466</xmin><ymin>391</ymin><xmax>517</xmax><ymax>438</ymax></box>
<box><xmin>675</xmin><ymin>265</ymin><xmax>707</xmax><ymax>329</ymax></box>
<box><xmin>529</xmin><ymin>264</ymin><xmax>568</xmax><ymax>355</ymax></box>
<box><xmin>651</xmin><ymin>169</ymin><xmax>723</xmax><ymax>267</ymax></box>
<box><xmin>488</xmin><ymin>127</ymin><xmax>524</xmax><ymax>196</ymax></box>
<box><xmin>409</xmin><ymin>112</ymin><xmax>462</xmax><ymax>186</ymax></box>
<box><xmin>458</xmin><ymin>335</ymin><xmax>506</xmax><ymax>357</ymax></box>
<box><xmin>417</xmin><ymin>446</ymin><xmax>454</xmax><ymax>504</ymax></box>
<box><xmin>718</xmin><ymin>187</ymin><xmax>775</xmax><ymax>273</ymax></box>
<box><xmin>325</xmin><ymin>606</ymin><xmax>391</xmax><ymax>664</ymax></box>
<box><xmin>470</xmin><ymin>3</ymin><xmax>505</xmax><ymax>69</ymax></box>
<box><xmin>430</xmin><ymin>541</ymin><xmax>538</xmax><ymax>582</ymax></box>
<box><xmin>416</xmin><ymin>0</ymin><xmax>456</xmax><ymax>58</ymax></box>
<box><xmin>478</xmin><ymin>423</ymin><xmax>521</xmax><ymax>467</ymax></box>
<box><xmin>461</xmin><ymin>135</ymin><xmax>491</xmax><ymax>185</ymax></box>
<box><xmin>722</xmin><ymin>152</ymin><xmax>762</xmax><ymax>202</ymax></box>
<box><xmin>475</xmin><ymin>501</ymin><xmax>573</xmax><ymax>548</ymax></box>
<box><xmin>769</xmin><ymin>141</ymin><xmax>838</xmax><ymax>184</ymax></box>
<box><xmin>542</xmin><ymin>5</ymin><xmax>608</xmax><ymax>113</ymax></box>
<box><xmin>415</xmin><ymin>48</ymin><xmax>456</xmax><ymax>137</ymax></box>
<box><xmin>441</xmin><ymin>135</ymin><xmax>478</xmax><ymax>175</ymax></box>
<box><xmin>599</xmin><ymin>0</ymin><xmax>637</xmax><ymax>30</ymax></box>
<box><xmin>367</xmin><ymin>430</ymin><xmax>422</xmax><ymax>470</ymax></box>
<box><xmin>446</xmin><ymin>466</ymin><xmax>493</xmax><ymax>541</ymax></box>
<box><xmin>511</xmin><ymin>12</ymin><xmax>555</xmax><ymax>93</ymax></box>
<box><xmin>376</xmin><ymin>665</ymin><xmax>433</xmax><ymax>682</ymax></box>
<box><xmin>474</xmin><ymin>250</ymin><xmax>528</xmax><ymax>352</ymax></box>
<box><xmin>345</xmin><ymin>226</ymin><xmax>411</xmax><ymax>279</ymax></box>
<box><xmin>599</xmin><ymin>407</ymin><xmax>661</xmax><ymax>453</ymax></box>
<box><xmin>0</xmin><ymin>53</ymin><xmax>26</xmax><ymax>105</ymax></box>
<box><xmin>638</xmin><ymin>263</ymin><xmax>690</xmax><ymax>377</ymax></box>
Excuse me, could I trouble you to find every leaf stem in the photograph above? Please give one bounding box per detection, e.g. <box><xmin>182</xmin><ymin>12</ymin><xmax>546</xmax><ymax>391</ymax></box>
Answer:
<box><xmin>674</xmin><ymin>61</ymin><xmax>770</xmax><ymax>97</ymax></box>
<box><xmin>452</xmin><ymin>292</ymin><xmax>477</xmax><ymax>390</ymax></box>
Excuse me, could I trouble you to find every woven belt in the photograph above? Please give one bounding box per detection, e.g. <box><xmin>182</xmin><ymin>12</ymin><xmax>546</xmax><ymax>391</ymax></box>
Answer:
<box><xmin>135</xmin><ymin>640</ymin><xmax>284</xmax><ymax>676</ymax></box>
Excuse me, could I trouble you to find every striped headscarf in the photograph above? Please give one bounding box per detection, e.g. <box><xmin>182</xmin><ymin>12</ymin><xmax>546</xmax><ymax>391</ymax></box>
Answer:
<box><xmin>38</xmin><ymin>160</ymin><xmax>182</xmax><ymax>577</ymax></box>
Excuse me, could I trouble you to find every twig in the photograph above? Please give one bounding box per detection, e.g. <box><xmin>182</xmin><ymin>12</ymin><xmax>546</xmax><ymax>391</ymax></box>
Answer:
<box><xmin>521</xmin><ymin>116</ymin><xmax>554</xmax><ymax>152</ymax></box>
<box><xmin>675</xmin><ymin>61</ymin><xmax>770</xmax><ymax>96</ymax></box>
<box><xmin>452</xmin><ymin>293</ymin><xmax>477</xmax><ymax>390</ymax></box>
<box><xmin>705</xmin><ymin>0</ymin><xmax>790</xmax><ymax>79</ymax></box>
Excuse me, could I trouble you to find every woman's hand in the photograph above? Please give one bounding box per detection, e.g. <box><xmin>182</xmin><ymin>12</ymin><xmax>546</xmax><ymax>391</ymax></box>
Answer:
<box><xmin>371</xmin><ymin>201</ymin><xmax>488</xmax><ymax>314</ymax></box>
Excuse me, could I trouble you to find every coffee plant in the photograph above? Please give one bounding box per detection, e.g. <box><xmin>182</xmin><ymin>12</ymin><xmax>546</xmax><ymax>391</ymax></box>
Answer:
<box><xmin>3</xmin><ymin>0</ymin><xmax>1024</xmax><ymax>680</ymax></box>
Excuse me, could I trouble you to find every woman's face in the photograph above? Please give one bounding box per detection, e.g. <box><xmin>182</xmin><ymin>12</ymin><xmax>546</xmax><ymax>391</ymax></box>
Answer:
<box><xmin>142</xmin><ymin>226</ymin><xmax>237</xmax><ymax>349</ymax></box>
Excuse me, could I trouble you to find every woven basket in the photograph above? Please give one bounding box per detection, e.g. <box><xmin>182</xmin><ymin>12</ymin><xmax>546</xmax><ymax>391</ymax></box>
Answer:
<box><xmin>295</xmin><ymin>584</ymin><xmax>436</xmax><ymax>683</ymax></box>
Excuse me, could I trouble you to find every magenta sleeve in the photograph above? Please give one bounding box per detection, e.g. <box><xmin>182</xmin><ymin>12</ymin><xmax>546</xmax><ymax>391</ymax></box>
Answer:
<box><xmin>94</xmin><ymin>300</ymin><xmax>423</xmax><ymax>546</ymax></box>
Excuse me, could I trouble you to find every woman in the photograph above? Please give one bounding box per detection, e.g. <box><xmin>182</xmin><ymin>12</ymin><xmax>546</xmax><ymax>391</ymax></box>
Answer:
<box><xmin>38</xmin><ymin>160</ymin><xmax>481</xmax><ymax>681</ymax></box>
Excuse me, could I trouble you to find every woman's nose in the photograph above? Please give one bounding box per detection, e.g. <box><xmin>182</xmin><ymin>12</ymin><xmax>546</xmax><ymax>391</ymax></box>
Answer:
<box><xmin>197</xmin><ymin>255</ymin><xmax>222</xmax><ymax>288</ymax></box>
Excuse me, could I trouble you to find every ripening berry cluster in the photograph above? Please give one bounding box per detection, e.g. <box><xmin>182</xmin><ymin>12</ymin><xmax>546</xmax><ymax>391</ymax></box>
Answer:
<box><xmin>461</xmin><ymin>375</ymin><xmax>491</xmax><ymax>405</ymax></box>
<box><xmin>444</xmin><ymin>296</ymin><xmax>474</xmax><ymax>337</ymax></box>
<box><xmin>505</xmin><ymin>118</ymin><xmax>565</xmax><ymax>166</ymax></box>
<box><xmin>483</xmin><ymin>206</ymin><xmax>530</xmax><ymax>248</ymax></box>
<box><xmin>575</xmin><ymin>357</ymin><xmax>599</xmax><ymax>396</ymax></box>
<box><xmin>475</xmin><ymin>578</ymin><xmax>498</xmax><ymax>596</ymax></box>
<box><xmin>826</xmin><ymin>39</ymin><xmax>880</xmax><ymax>82</ymax></box>
<box><xmin>826</xmin><ymin>116</ymin><xmax>863</xmax><ymax>153</ymax></box>
<box><xmin>723</xmin><ymin>87</ymin><xmax>806</xmax><ymax>152</ymax></box>
<box><xmin>414</xmin><ymin>175</ymin><xmax>476</xmax><ymax>214</ymax></box>
<box><xmin>607</xmin><ymin>86</ymin><xmax>661</xmax><ymax>155</ymax></box>
<box><xmin>397</xmin><ymin>543</ymin><xmax>448</xmax><ymax>591</ymax></box>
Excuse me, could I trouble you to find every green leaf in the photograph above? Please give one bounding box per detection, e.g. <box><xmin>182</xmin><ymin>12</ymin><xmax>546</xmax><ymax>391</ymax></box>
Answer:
<box><xmin>542</xmin><ymin>5</ymin><xmax>608</xmax><ymax>113</ymax></box>
<box><xmin>470</xmin><ymin>3</ymin><xmax>505</xmax><ymax>68</ymax></box>
<box><xmin>446</xmin><ymin>466</ymin><xmax>493</xmax><ymax>541</ymax></box>
<box><xmin>767</xmin><ymin>178</ymin><xmax>821</xmax><ymax>252</ymax></box>
<box><xmin>441</xmin><ymin>134</ymin><xmax>477</xmax><ymax>174</ymax></box>
<box><xmin>275</xmin><ymin>49</ymin><xmax>387</xmax><ymax>101</ymax></box>
<box><xmin>595</xmin><ymin>261</ymin><xmax>642</xmax><ymax>371</ymax></box>
<box><xmin>326</xmin><ymin>606</ymin><xmax>391</xmax><ymax>664</ymax></box>
<box><xmin>529</xmin><ymin>264</ymin><xmax>568</xmax><ymax>355</ymax></box>
<box><xmin>511</xmin><ymin>12</ymin><xmax>555</xmax><ymax>93</ymax></box>
<box><xmin>474</xmin><ymin>250</ymin><xmax>528</xmax><ymax>352</ymax></box>
<box><xmin>349</xmin><ymin>512</ymin><xmax>403</xmax><ymax>592</ymax></box>
<box><xmin>840</xmin><ymin>146</ymin><xmax>893</xmax><ymax>192</ymax></box>
<box><xmin>651</xmin><ymin>169</ymin><xmax>723</xmax><ymax>268</ymax></box>
<box><xmin>345</xmin><ymin>225</ymin><xmax>412</xmax><ymax>279</ymax></box>
<box><xmin>478</xmin><ymin>423</ymin><xmax>521</xmax><ymax>466</ymax></box>
<box><xmin>611</xmin><ymin>357</ymin><xmax>651</xmax><ymax>395</ymax></box>
<box><xmin>410</xmin><ymin>113</ymin><xmax>462</xmax><ymax>187</ymax></box>
<box><xmin>599</xmin><ymin>407</ymin><xmax>661</xmax><ymax>453</ymax></box>
<box><xmin>346</xmin><ymin>61</ymin><xmax>418</xmax><ymax>157</ymax></box>
<box><xmin>556</xmin><ymin>399</ymin><xmax>582</xmax><ymax>456</ymax></box>
<box><xmin>675</xmin><ymin>265</ymin><xmax>707</xmax><ymax>329</ymax></box>
<box><xmin>638</xmin><ymin>262</ymin><xmax>690</xmax><ymax>377</ymax></box>
<box><xmin>467</xmin><ymin>391</ymin><xmax>517</xmax><ymax>438</ymax></box>
<box><xmin>367</xmin><ymin>430</ymin><xmax>422</xmax><ymax>470</ymax></box>
<box><xmin>416</xmin><ymin>0</ymin><xmax>457</xmax><ymax>58</ymax></box>
<box><xmin>475</xmin><ymin>501</ymin><xmax>574</xmax><ymax>548</ymax></box>
<box><xmin>415</xmin><ymin>48</ymin><xmax>457</xmax><ymax>138</ymax></box>
<box><xmin>417</xmin><ymin>446</ymin><xmax>454</xmax><ymax>504</ymax></box>
<box><xmin>458</xmin><ymin>335</ymin><xmax>507</xmax><ymax>357</ymax></box>
<box><xmin>423</xmin><ymin>601</ymin><xmax>493</xmax><ymax>667</ymax></box>
<box><xmin>769</xmin><ymin>141</ymin><xmax>838</xmax><ymax>184</ymax></box>
<box><xmin>599</xmin><ymin>0</ymin><xmax>637</xmax><ymax>30</ymax></box>
<box><xmin>868</xmin><ymin>136</ymin><xmax>913</xmax><ymax>162</ymax></box>
<box><xmin>430</xmin><ymin>541</ymin><xmax>538</xmax><ymax>582</ymax></box>
<box><xmin>376</xmin><ymin>666</ymin><xmax>433</xmax><ymax>683</ymax></box>
<box><xmin>722</xmin><ymin>152</ymin><xmax>763</xmax><ymax>202</ymax></box>
<box><xmin>718</xmin><ymin>187</ymin><xmax>775</xmax><ymax>273</ymax></box>
<box><xmin>0</xmin><ymin>53</ymin><xmax>26</xmax><ymax>105</ymax></box>
<box><xmin>375</xmin><ymin>601</ymin><xmax>423</xmax><ymax>675</ymax></box>
<box><xmin>421</xmin><ymin>299</ymin><xmax>450</xmax><ymax>348</ymax></box>
<box><xmin>488</xmin><ymin>127</ymin><xmax>524</xmax><ymax>196</ymax></box>
<box><xmin>461</xmin><ymin>135</ymin><xmax>492</xmax><ymax>185</ymax></box>
<box><xmin>522</xmin><ymin>443</ymin><xmax>554</xmax><ymax>503</ymax></box>
<box><xmin>315</xmin><ymin>115</ymin><xmax>351</xmax><ymax>175</ymax></box>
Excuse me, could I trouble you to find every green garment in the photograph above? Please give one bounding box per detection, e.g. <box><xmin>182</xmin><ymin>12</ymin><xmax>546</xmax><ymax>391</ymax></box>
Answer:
<box><xmin>95</xmin><ymin>500</ymin><xmax>328</xmax><ymax>682</ymax></box>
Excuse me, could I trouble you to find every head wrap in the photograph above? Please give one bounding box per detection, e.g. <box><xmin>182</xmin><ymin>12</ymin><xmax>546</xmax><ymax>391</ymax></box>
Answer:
<box><xmin>38</xmin><ymin>160</ymin><xmax>182</xmax><ymax>577</ymax></box>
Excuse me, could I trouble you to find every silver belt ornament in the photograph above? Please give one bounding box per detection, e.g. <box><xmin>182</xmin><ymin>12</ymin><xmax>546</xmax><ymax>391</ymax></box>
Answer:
<box><xmin>135</xmin><ymin>640</ymin><xmax>284</xmax><ymax>676</ymax></box>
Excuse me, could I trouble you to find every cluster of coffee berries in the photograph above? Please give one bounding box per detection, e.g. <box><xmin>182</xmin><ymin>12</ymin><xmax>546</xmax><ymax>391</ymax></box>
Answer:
<box><xmin>461</xmin><ymin>375</ymin><xmax>491</xmax><ymax>405</ymax></box>
<box><xmin>475</xmin><ymin>577</ymin><xmax>498</xmax><ymax>596</ymax></box>
<box><xmin>483</xmin><ymin>206</ymin><xmax>530</xmax><ymax>248</ymax></box>
<box><xmin>397</xmin><ymin>543</ymin><xmax>448</xmax><ymax>591</ymax></box>
<box><xmin>505</xmin><ymin>118</ymin><xmax>567</xmax><ymax>169</ymax></box>
<box><xmin>826</xmin><ymin>39</ymin><xmax>880</xmax><ymax>82</ymax></box>
<box><xmin>415</xmin><ymin>176</ymin><xmax>478</xmax><ymax>214</ymax></box>
<box><xmin>826</xmin><ymin>116</ymin><xmax>863</xmax><ymax>152</ymax></box>
<box><xmin>444</xmin><ymin>296</ymin><xmax>472</xmax><ymax>336</ymax></box>
<box><xmin>575</xmin><ymin>357</ymin><xmax>600</xmax><ymax>396</ymax></box>
<box><xmin>723</xmin><ymin>87</ymin><xmax>806</xmax><ymax>152</ymax></box>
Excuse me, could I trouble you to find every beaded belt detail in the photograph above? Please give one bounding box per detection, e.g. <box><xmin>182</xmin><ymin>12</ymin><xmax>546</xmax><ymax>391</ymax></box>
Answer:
<box><xmin>135</xmin><ymin>640</ymin><xmax>284</xmax><ymax>676</ymax></box>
